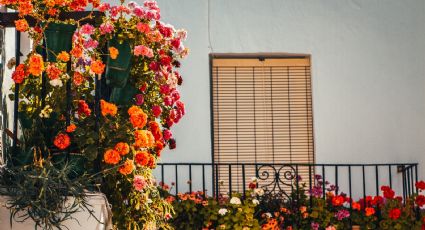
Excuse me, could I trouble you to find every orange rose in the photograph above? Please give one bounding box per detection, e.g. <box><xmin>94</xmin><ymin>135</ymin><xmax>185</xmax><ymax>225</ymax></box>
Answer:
<box><xmin>104</xmin><ymin>149</ymin><xmax>121</xmax><ymax>165</ymax></box>
<box><xmin>100</xmin><ymin>100</ymin><xmax>117</xmax><ymax>117</ymax></box>
<box><xmin>66</xmin><ymin>124</ymin><xmax>76</xmax><ymax>133</ymax></box>
<box><xmin>57</xmin><ymin>51</ymin><xmax>70</xmax><ymax>62</ymax></box>
<box><xmin>53</xmin><ymin>133</ymin><xmax>71</xmax><ymax>150</ymax></box>
<box><xmin>109</xmin><ymin>47</ymin><xmax>119</xmax><ymax>59</ymax></box>
<box><xmin>28</xmin><ymin>54</ymin><xmax>44</xmax><ymax>76</ymax></box>
<box><xmin>119</xmin><ymin>159</ymin><xmax>134</xmax><ymax>175</ymax></box>
<box><xmin>114</xmin><ymin>142</ymin><xmax>130</xmax><ymax>156</ymax></box>
<box><xmin>14</xmin><ymin>19</ymin><xmax>29</xmax><ymax>32</ymax></box>
<box><xmin>134</xmin><ymin>130</ymin><xmax>155</xmax><ymax>148</ymax></box>
<box><xmin>90</xmin><ymin>59</ymin><xmax>105</xmax><ymax>74</ymax></box>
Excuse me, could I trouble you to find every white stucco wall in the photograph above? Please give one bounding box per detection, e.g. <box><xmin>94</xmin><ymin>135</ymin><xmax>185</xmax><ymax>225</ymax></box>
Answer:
<box><xmin>1</xmin><ymin>1</ymin><xmax>424</xmax><ymax>196</ymax></box>
<box><xmin>151</xmin><ymin>0</ymin><xmax>425</xmax><ymax>175</ymax></box>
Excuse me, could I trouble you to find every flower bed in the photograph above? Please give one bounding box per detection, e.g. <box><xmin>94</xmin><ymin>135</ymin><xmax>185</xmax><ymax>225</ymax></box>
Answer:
<box><xmin>161</xmin><ymin>177</ymin><xmax>425</xmax><ymax>230</ymax></box>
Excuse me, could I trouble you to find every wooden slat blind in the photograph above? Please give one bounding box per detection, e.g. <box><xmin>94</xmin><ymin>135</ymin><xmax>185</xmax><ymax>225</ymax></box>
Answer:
<box><xmin>211</xmin><ymin>57</ymin><xmax>314</xmax><ymax>193</ymax></box>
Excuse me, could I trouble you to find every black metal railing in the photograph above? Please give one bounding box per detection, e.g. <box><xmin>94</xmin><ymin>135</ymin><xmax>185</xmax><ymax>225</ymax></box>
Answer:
<box><xmin>155</xmin><ymin>163</ymin><xmax>419</xmax><ymax>202</ymax></box>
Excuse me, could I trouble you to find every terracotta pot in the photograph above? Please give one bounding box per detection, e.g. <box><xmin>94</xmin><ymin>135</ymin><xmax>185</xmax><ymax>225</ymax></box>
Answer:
<box><xmin>352</xmin><ymin>225</ymin><xmax>361</xmax><ymax>230</ymax></box>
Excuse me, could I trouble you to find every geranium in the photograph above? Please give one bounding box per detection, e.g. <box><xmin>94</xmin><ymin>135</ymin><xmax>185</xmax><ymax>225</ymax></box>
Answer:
<box><xmin>335</xmin><ymin>209</ymin><xmax>350</xmax><ymax>220</ymax></box>
<box><xmin>77</xmin><ymin>100</ymin><xmax>91</xmax><ymax>117</ymax></box>
<box><xmin>53</xmin><ymin>133</ymin><xmax>71</xmax><ymax>150</ymax></box>
<box><xmin>109</xmin><ymin>47</ymin><xmax>119</xmax><ymax>59</ymax></box>
<box><xmin>134</xmin><ymin>45</ymin><xmax>153</xmax><ymax>57</ymax></box>
<box><xmin>14</xmin><ymin>19</ymin><xmax>29</xmax><ymax>32</ymax></box>
<box><xmin>119</xmin><ymin>159</ymin><xmax>134</xmax><ymax>175</ymax></box>
<box><xmin>416</xmin><ymin>195</ymin><xmax>425</xmax><ymax>207</ymax></box>
<box><xmin>90</xmin><ymin>59</ymin><xmax>105</xmax><ymax>74</ymax></box>
<box><xmin>331</xmin><ymin>195</ymin><xmax>345</xmax><ymax>206</ymax></box>
<box><xmin>57</xmin><ymin>51</ymin><xmax>70</xmax><ymax>62</ymax></box>
<box><xmin>152</xmin><ymin>105</ymin><xmax>162</xmax><ymax>117</ymax></box>
<box><xmin>149</xmin><ymin>121</ymin><xmax>162</xmax><ymax>141</ymax></box>
<box><xmin>229</xmin><ymin>197</ymin><xmax>241</xmax><ymax>205</ymax></box>
<box><xmin>66</xmin><ymin>124</ymin><xmax>77</xmax><ymax>133</ymax></box>
<box><xmin>128</xmin><ymin>106</ymin><xmax>147</xmax><ymax>128</ymax></box>
<box><xmin>365</xmin><ymin>207</ymin><xmax>375</xmax><ymax>216</ymax></box>
<box><xmin>100</xmin><ymin>100</ymin><xmax>117</xmax><ymax>117</ymax></box>
<box><xmin>134</xmin><ymin>151</ymin><xmax>150</xmax><ymax>166</ymax></box>
<box><xmin>99</xmin><ymin>21</ymin><xmax>114</xmax><ymax>34</ymax></box>
<box><xmin>73</xmin><ymin>72</ymin><xmax>85</xmax><ymax>86</ymax></box>
<box><xmin>134</xmin><ymin>130</ymin><xmax>155</xmax><ymax>148</ymax></box>
<box><xmin>114</xmin><ymin>142</ymin><xmax>130</xmax><ymax>156</ymax></box>
<box><xmin>133</xmin><ymin>175</ymin><xmax>147</xmax><ymax>191</ymax></box>
<box><xmin>70</xmin><ymin>46</ymin><xmax>83</xmax><ymax>58</ymax></box>
<box><xmin>381</xmin><ymin>186</ymin><xmax>395</xmax><ymax>199</ymax></box>
<box><xmin>352</xmin><ymin>201</ymin><xmax>361</xmax><ymax>211</ymax></box>
<box><xmin>416</xmin><ymin>181</ymin><xmax>425</xmax><ymax>190</ymax></box>
<box><xmin>28</xmin><ymin>54</ymin><xmax>44</xmax><ymax>76</ymax></box>
<box><xmin>46</xmin><ymin>63</ymin><xmax>62</xmax><ymax>80</ymax></box>
<box><xmin>388</xmin><ymin>208</ymin><xmax>401</xmax><ymax>220</ymax></box>
<box><xmin>104</xmin><ymin>149</ymin><xmax>121</xmax><ymax>165</ymax></box>
<box><xmin>12</xmin><ymin>64</ymin><xmax>27</xmax><ymax>84</ymax></box>
<box><xmin>80</xmin><ymin>24</ymin><xmax>95</xmax><ymax>35</ymax></box>
<box><xmin>136</xmin><ymin>22</ymin><xmax>150</xmax><ymax>33</ymax></box>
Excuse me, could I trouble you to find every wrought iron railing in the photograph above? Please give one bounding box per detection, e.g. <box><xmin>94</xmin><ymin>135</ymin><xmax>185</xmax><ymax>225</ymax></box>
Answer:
<box><xmin>155</xmin><ymin>163</ymin><xmax>419</xmax><ymax>202</ymax></box>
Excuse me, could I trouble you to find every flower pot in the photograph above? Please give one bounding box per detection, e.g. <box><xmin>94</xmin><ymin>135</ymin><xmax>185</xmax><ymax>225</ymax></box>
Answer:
<box><xmin>44</xmin><ymin>22</ymin><xmax>76</xmax><ymax>62</ymax></box>
<box><xmin>109</xmin><ymin>83</ymin><xmax>138</xmax><ymax>106</ymax></box>
<box><xmin>352</xmin><ymin>225</ymin><xmax>361</xmax><ymax>230</ymax></box>
<box><xmin>51</xmin><ymin>152</ymin><xmax>87</xmax><ymax>179</ymax></box>
<box><xmin>0</xmin><ymin>193</ymin><xmax>112</xmax><ymax>230</ymax></box>
<box><xmin>106</xmin><ymin>38</ymin><xmax>132</xmax><ymax>88</ymax></box>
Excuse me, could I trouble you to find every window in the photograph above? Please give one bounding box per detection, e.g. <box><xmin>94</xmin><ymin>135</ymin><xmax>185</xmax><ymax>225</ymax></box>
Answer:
<box><xmin>211</xmin><ymin>55</ymin><xmax>314</xmax><ymax>192</ymax></box>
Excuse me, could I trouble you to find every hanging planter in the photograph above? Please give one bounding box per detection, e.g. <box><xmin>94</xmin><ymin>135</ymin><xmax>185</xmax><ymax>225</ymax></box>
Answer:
<box><xmin>109</xmin><ymin>83</ymin><xmax>138</xmax><ymax>106</ymax></box>
<box><xmin>105</xmin><ymin>37</ymin><xmax>132</xmax><ymax>88</ymax></box>
<box><xmin>44</xmin><ymin>22</ymin><xmax>76</xmax><ymax>62</ymax></box>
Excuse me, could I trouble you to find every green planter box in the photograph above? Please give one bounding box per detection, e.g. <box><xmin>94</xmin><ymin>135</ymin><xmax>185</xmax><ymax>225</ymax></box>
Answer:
<box><xmin>44</xmin><ymin>22</ymin><xmax>76</xmax><ymax>62</ymax></box>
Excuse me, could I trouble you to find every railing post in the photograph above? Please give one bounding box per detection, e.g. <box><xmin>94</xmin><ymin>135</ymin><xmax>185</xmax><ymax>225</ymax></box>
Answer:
<box><xmin>12</xmin><ymin>30</ymin><xmax>21</xmax><ymax>157</ymax></box>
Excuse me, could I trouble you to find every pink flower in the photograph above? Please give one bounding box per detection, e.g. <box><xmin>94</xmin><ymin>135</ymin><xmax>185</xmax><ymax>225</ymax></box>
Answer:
<box><xmin>133</xmin><ymin>6</ymin><xmax>146</xmax><ymax>18</ymax></box>
<box><xmin>84</xmin><ymin>39</ymin><xmax>99</xmax><ymax>49</ymax></box>
<box><xmin>164</xmin><ymin>96</ymin><xmax>173</xmax><ymax>106</ymax></box>
<box><xmin>163</xmin><ymin>130</ymin><xmax>172</xmax><ymax>141</ymax></box>
<box><xmin>98</xmin><ymin>3</ymin><xmax>110</xmax><ymax>12</ymax></box>
<box><xmin>100</xmin><ymin>22</ymin><xmax>114</xmax><ymax>34</ymax></box>
<box><xmin>134</xmin><ymin>45</ymin><xmax>153</xmax><ymax>58</ymax></box>
<box><xmin>152</xmin><ymin>105</ymin><xmax>162</xmax><ymax>117</ymax></box>
<box><xmin>136</xmin><ymin>23</ymin><xmax>150</xmax><ymax>33</ymax></box>
<box><xmin>133</xmin><ymin>175</ymin><xmax>147</xmax><ymax>191</ymax></box>
<box><xmin>176</xmin><ymin>29</ymin><xmax>187</xmax><ymax>40</ymax></box>
<box><xmin>80</xmin><ymin>24</ymin><xmax>95</xmax><ymax>35</ymax></box>
<box><xmin>160</xmin><ymin>85</ymin><xmax>171</xmax><ymax>95</ymax></box>
<box><xmin>176</xmin><ymin>101</ymin><xmax>185</xmax><ymax>115</ymax></box>
<box><xmin>171</xmin><ymin>39</ymin><xmax>181</xmax><ymax>50</ymax></box>
<box><xmin>326</xmin><ymin>226</ymin><xmax>336</xmax><ymax>230</ymax></box>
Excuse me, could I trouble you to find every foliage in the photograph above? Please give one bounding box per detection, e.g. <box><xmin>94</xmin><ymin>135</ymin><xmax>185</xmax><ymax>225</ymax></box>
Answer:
<box><xmin>161</xmin><ymin>185</ymin><xmax>260</xmax><ymax>230</ymax></box>
<box><xmin>1</xmin><ymin>0</ymin><xmax>188</xmax><ymax>229</ymax></box>
<box><xmin>0</xmin><ymin>152</ymin><xmax>97</xmax><ymax>230</ymax></box>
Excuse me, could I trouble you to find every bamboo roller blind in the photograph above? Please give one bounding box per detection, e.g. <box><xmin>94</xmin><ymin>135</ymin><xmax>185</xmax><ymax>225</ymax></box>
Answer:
<box><xmin>211</xmin><ymin>57</ymin><xmax>314</xmax><ymax>193</ymax></box>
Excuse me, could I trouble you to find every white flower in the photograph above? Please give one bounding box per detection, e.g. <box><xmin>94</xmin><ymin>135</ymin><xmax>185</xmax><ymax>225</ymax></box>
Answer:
<box><xmin>252</xmin><ymin>199</ymin><xmax>259</xmax><ymax>205</ymax></box>
<box><xmin>39</xmin><ymin>105</ymin><xmax>52</xmax><ymax>118</ymax></box>
<box><xmin>176</xmin><ymin>29</ymin><xmax>187</xmax><ymax>40</ymax></box>
<box><xmin>251</xmin><ymin>177</ymin><xmax>258</xmax><ymax>182</ymax></box>
<box><xmin>218</xmin><ymin>208</ymin><xmax>228</xmax><ymax>216</ymax></box>
<box><xmin>254</xmin><ymin>188</ymin><xmax>264</xmax><ymax>196</ymax></box>
<box><xmin>265</xmin><ymin>212</ymin><xmax>272</xmax><ymax>218</ymax></box>
<box><xmin>49</xmin><ymin>79</ymin><xmax>63</xmax><ymax>87</ymax></box>
<box><xmin>147</xmin><ymin>199</ymin><xmax>153</xmax><ymax>204</ymax></box>
<box><xmin>229</xmin><ymin>197</ymin><xmax>241</xmax><ymax>205</ymax></box>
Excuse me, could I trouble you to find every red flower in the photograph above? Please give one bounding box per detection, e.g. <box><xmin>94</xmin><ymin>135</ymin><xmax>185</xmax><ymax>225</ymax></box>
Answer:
<box><xmin>78</xmin><ymin>100</ymin><xmax>91</xmax><ymax>117</ymax></box>
<box><xmin>53</xmin><ymin>133</ymin><xmax>71</xmax><ymax>150</ymax></box>
<box><xmin>134</xmin><ymin>151</ymin><xmax>150</xmax><ymax>167</ymax></box>
<box><xmin>365</xmin><ymin>207</ymin><xmax>375</xmax><ymax>216</ymax></box>
<box><xmin>12</xmin><ymin>64</ymin><xmax>27</xmax><ymax>84</ymax></box>
<box><xmin>416</xmin><ymin>195</ymin><xmax>425</xmax><ymax>207</ymax></box>
<box><xmin>332</xmin><ymin>195</ymin><xmax>345</xmax><ymax>206</ymax></box>
<box><xmin>416</xmin><ymin>181</ymin><xmax>425</xmax><ymax>190</ymax></box>
<box><xmin>383</xmin><ymin>188</ymin><xmax>395</xmax><ymax>199</ymax></box>
<box><xmin>388</xmin><ymin>208</ymin><xmax>401</xmax><ymax>220</ymax></box>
